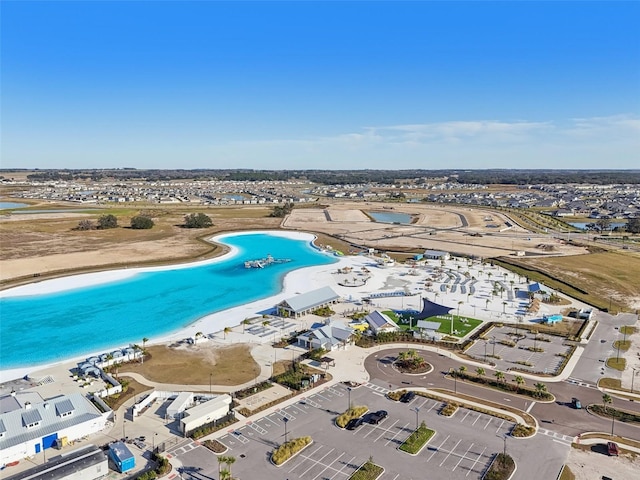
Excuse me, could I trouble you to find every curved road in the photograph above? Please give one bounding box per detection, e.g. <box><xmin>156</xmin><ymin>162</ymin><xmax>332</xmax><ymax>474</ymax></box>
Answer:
<box><xmin>364</xmin><ymin>347</ymin><xmax>640</xmax><ymax>441</ymax></box>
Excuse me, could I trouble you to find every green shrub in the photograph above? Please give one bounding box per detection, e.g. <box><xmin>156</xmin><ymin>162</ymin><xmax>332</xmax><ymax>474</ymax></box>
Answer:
<box><xmin>511</xmin><ymin>424</ymin><xmax>535</xmax><ymax>437</ymax></box>
<box><xmin>349</xmin><ymin>460</ymin><xmax>384</xmax><ymax>480</ymax></box>
<box><xmin>271</xmin><ymin>436</ymin><xmax>312</xmax><ymax>466</ymax></box>
<box><xmin>399</xmin><ymin>422</ymin><xmax>435</xmax><ymax>454</ymax></box>
<box><xmin>440</xmin><ymin>403</ymin><xmax>458</xmax><ymax>417</ymax></box>
<box><xmin>336</xmin><ymin>406</ymin><xmax>368</xmax><ymax>428</ymax></box>
<box><xmin>484</xmin><ymin>453</ymin><xmax>515</xmax><ymax>480</ymax></box>
<box><xmin>387</xmin><ymin>390</ymin><xmax>406</xmax><ymax>401</ymax></box>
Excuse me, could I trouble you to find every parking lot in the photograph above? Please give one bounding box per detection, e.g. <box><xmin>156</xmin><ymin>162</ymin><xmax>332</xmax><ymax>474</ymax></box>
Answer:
<box><xmin>167</xmin><ymin>380</ymin><xmax>568</xmax><ymax>480</ymax></box>
<box><xmin>466</xmin><ymin>325</ymin><xmax>572</xmax><ymax>374</ymax></box>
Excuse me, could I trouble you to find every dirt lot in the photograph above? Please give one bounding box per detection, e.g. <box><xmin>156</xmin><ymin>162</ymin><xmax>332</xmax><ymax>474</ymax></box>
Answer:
<box><xmin>117</xmin><ymin>344</ymin><xmax>259</xmax><ymax>386</ymax></box>
<box><xmin>565</xmin><ymin>446</ymin><xmax>640</xmax><ymax>480</ymax></box>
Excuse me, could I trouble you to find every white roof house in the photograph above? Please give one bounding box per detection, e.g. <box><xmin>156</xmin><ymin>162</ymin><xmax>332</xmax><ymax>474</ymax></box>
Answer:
<box><xmin>296</xmin><ymin>320</ymin><xmax>355</xmax><ymax>351</ymax></box>
<box><xmin>364</xmin><ymin>310</ymin><xmax>399</xmax><ymax>334</ymax></box>
<box><xmin>277</xmin><ymin>286</ymin><xmax>341</xmax><ymax>318</ymax></box>
<box><xmin>0</xmin><ymin>393</ymin><xmax>108</xmax><ymax>466</ymax></box>
<box><xmin>167</xmin><ymin>392</ymin><xmax>194</xmax><ymax>419</ymax></box>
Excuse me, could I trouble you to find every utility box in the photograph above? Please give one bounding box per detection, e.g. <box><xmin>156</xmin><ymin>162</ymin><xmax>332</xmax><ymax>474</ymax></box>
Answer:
<box><xmin>109</xmin><ymin>441</ymin><xmax>135</xmax><ymax>473</ymax></box>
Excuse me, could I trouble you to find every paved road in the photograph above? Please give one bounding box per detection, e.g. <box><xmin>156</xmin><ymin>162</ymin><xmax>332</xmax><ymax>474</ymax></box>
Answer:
<box><xmin>364</xmin><ymin>347</ymin><xmax>640</xmax><ymax>441</ymax></box>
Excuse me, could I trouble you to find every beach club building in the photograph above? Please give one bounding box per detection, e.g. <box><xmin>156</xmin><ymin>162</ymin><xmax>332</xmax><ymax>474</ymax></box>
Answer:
<box><xmin>296</xmin><ymin>320</ymin><xmax>355</xmax><ymax>352</ymax></box>
<box><xmin>0</xmin><ymin>393</ymin><xmax>109</xmax><ymax>467</ymax></box>
<box><xmin>277</xmin><ymin>286</ymin><xmax>341</xmax><ymax>318</ymax></box>
<box><xmin>364</xmin><ymin>310</ymin><xmax>399</xmax><ymax>334</ymax></box>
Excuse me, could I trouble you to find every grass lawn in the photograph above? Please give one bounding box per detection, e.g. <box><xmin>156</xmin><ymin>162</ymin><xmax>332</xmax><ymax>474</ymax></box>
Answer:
<box><xmin>120</xmin><ymin>344</ymin><xmax>259</xmax><ymax>386</ymax></box>
<box><xmin>621</xmin><ymin>326</ymin><xmax>637</xmax><ymax>335</ymax></box>
<box><xmin>386</xmin><ymin>311</ymin><xmax>481</xmax><ymax>337</ymax></box>
<box><xmin>606</xmin><ymin>357</ymin><xmax>627</xmax><ymax>371</ymax></box>
<box><xmin>559</xmin><ymin>465</ymin><xmax>576</xmax><ymax>480</ymax></box>
<box><xmin>349</xmin><ymin>461</ymin><xmax>384</xmax><ymax>480</ymax></box>
<box><xmin>399</xmin><ymin>423</ymin><xmax>435</xmax><ymax>454</ymax></box>
<box><xmin>613</xmin><ymin>340</ymin><xmax>631</xmax><ymax>351</ymax></box>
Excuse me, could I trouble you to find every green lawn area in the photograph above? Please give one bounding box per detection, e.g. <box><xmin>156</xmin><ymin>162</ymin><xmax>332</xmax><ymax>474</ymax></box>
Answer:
<box><xmin>386</xmin><ymin>311</ymin><xmax>482</xmax><ymax>338</ymax></box>
<box><xmin>606</xmin><ymin>357</ymin><xmax>626</xmax><ymax>371</ymax></box>
<box><xmin>398</xmin><ymin>423</ymin><xmax>435</xmax><ymax>454</ymax></box>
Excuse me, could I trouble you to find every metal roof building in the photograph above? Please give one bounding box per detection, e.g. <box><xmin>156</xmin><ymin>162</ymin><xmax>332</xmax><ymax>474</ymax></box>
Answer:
<box><xmin>364</xmin><ymin>310</ymin><xmax>399</xmax><ymax>334</ymax></box>
<box><xmin>4</xmin><ymin>444</ymin><xmax>107</xmax><ymax>480</ymax></box>
<box><xmin>277</xmin><ymin>286</ymin><xmax>340</xmax><ymax>318</ymax></box>
<box><xmin>0</xmin><ymin>393</ymin><xmax>108</xmax><ymax>467</ymax></box>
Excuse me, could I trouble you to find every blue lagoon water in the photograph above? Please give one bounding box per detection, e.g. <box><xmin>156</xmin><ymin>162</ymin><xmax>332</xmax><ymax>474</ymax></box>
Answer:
<box><xmin>0</xmin><ymin>233</ymin><xmax>336</xmax><ymax>370</ymax></box>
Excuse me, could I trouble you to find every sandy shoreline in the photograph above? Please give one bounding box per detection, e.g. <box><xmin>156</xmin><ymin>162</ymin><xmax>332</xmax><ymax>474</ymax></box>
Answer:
<box><xmin>0</xmin><ymin>230</ymin><xmax>350</xmax><ymax>382</ymax></box>
<box><xmin>0</xmin><ymin>229</ymin><xmax>596</xmax><ymax>384</ymax></box>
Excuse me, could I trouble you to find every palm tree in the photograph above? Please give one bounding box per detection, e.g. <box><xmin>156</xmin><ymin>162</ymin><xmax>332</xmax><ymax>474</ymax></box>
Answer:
<box><xmin>485</xmin><ymin>299</ymin><xmax>490</xmax><ymax>310</ymax></box>
<box><xmin>534</xmin><ymin>382</ymin><xmax>547</xmax><ymax>398</ymax></box>
<box><xmin>458</xmin><ymin>365</ymin><xmax>467</xmax><ymax>377</ymax></box>
<box><xmin>262</xmin><ymin>320</ymin><xmax>270</xmax><ymax>328</ymax></box>
<box><xmin>602</xmin><ymin>393</ymin><xmax>612</xmax><ymax>413</ymax></box>
<box><xmin>223</xmin><ymin>327</ymin><xmax>232</xmax><ymax>339</ymax></box>
<box><xmin>476</xmin><ymin>367</ymin><xmax>485</xmax><ymax>378</ymax></box>
<box><xmin>226</xmin><ymin>456</ymin><xmax>236</xmax><ymax>479</ymax></box>
<box><xmin>142</xmin><ymin>337</ymin><xmax>149</xmax><ymax>351</ymax></box>
<box><xmin>242</xmin><ymin>318</ymin><xmax>251</xmax><ymax>333</ymax></box>
<box><xmin>494</xmin><ymin>371</ymin><xmax>505</xmax><ymax>383</ymax></box>
<box><xmin>514</xmin><ymin>375</ymin><xmax>525</xmax><ymax>392</ymax></box>
<box><xmin>217</xmin><ymin>455</ymin><xmax>228</xmax><ymax>477</ymax></box>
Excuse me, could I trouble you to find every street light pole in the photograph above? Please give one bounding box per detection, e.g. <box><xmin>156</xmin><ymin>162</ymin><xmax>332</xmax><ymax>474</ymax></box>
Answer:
<box><xmin>209</xmin><ymin>373</ymin><xmax>212</xmax><ymax>394</ymax></box>
<box><xmin>413</xmin><ymin>407</ymin><xmax>420</xmax><ymax>430</ymax></box>
<box><xmin>484</xmin><ymin>340</ymin><xmax>487</xmax><ymax>363</ymax></box>
<box><xmin>283</xmin><ymin>417</ymin><xmax>289</xmax><ymax>445</ymax></box>
<box><xmin>632</xmin><ymin>368</ymin><xmax>637</xmax><ymax>394</ymax></box>
<box><xmin>492</xmin><ymin>336</ymin><xmax>496</xmax><ymax>357</ymax></box>
<box><xmin>347</xmin><ymin>387</ymin><xmax>352</xmax><ymax>410</ymax></box>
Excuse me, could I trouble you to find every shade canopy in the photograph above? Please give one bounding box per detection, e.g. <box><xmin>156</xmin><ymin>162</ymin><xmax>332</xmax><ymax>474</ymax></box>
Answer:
<box><xmin>415</xmin><ymin>298</ymin><xmax>453</xmax><ymax>320</ymax></box>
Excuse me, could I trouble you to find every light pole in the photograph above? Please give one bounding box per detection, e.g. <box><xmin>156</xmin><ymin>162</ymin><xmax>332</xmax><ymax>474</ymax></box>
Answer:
<box><xmin>492</xmin><ymin>336</ymin><xmax>496</xmax><ymax>357</ymax></box>
<box><xmin>632</xmin><ymin>368</ymin><xmax>637</xmax><ymax>394</ymax></box>
<box><xmin>450</xmin><ymin>368</ymin><xmax>457</xmax><ymax>394</ymax></box>
<box><xmin>209</xmin><ymin>373</ymin><xmax>212</xmax><ymax>394</ymax></box>
<box><xmin>152</xmin><ymin>433</ymin><xmax>158</xmax><ymax>453</ymax></box>
<box><xmin>484</xmin><ymin>340</ymin><xmax>488</xmax><ymax>363</ymax></box>
<box><xmin>347</xmin><ymin>387</ymin><xmax>352</xmax><ymax>410</ymax></box>
<box><xmin>283</xmin><ymin>416</ymin><xmax>289</xmax><ymax>445</ymax></box>
<box><xmin>412</xmin><ymin>407</ymin><xmax>420</xmax><ymax>430</ymax></box>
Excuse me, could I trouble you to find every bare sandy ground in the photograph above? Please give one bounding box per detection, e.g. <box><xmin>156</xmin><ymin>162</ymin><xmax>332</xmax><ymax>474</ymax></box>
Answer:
<box><xmin>565</xmin><ymin>447</ymin><xmax>640</xmax><ymax>479</ymax></box>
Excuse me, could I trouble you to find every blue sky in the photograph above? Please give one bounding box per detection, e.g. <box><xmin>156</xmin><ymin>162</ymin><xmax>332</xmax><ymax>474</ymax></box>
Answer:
<box><xmin>2</xmin><ymin>1</ymin><xmax>639</xmax><ymax>170</ymax></box>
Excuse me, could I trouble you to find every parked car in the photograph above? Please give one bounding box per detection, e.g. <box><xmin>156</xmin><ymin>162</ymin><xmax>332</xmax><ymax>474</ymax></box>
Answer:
<box><xmin>607</xmin><ymin>442</ymin><xmax>619</xmax><ymax>456</ymax></box>
<box><xmin>345</xmin><ymin>417</ymin><xmax>364</xmax><ymax>430</ymax></box>
<box><xmin>368</xmin><ymin>410</ymin><xmax>388</xmax><ymax>424</ymax></box>
<box><xmin>572</xmin><ymin>397</ymin><xmax>582</xmax><ymax>409</ymax></box>
<box><xmin>400</xmin><ymin>391</ymin><xmax>416</xmax><ymax>403</ymax></box>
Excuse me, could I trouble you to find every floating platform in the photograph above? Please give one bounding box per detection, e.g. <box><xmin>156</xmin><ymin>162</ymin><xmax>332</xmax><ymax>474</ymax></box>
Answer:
<box><xmin>244</xmin><ymin>254</ymin><xmax>292</xmax><ymax>269</ymax></box>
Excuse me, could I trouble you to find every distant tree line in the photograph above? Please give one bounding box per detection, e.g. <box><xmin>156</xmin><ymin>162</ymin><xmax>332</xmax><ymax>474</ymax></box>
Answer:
<box><xmin>270</xmin><ymin>202</ymin><xmax>294</xmax><ymax>217</ymax></box>
<box><xmin>23</xmin><ymin>168</ymin><xmax>640</xmax><ymax>185</ymax></box>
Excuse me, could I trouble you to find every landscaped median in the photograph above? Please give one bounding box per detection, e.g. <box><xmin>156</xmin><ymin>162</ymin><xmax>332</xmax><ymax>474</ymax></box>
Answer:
<box><xmin>349</xmin><ymin>459</ymin><xmax>384</xmax><ymax>480</ymax></box>
<box><xmin>398</xmin><ymin>422</ymin><xmax>435</xmax><ymax>455</ymax></box>
<box><xmin>483</xmin><ymin>453</ymin><xmax>516</xmax><ymax>480</ymax></box>
<box><xmin>271</xmin><ymin>436</ymin><xmax>313</xmax><ymax>466</ymax></box>
<box><xmin>336</xmin><ymin>405</ymin><xmax>369</xmax><ymax>428</ymax></box>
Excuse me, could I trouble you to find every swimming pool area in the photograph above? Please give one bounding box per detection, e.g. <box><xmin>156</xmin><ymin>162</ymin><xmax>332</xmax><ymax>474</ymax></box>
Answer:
<box><xmin>0</xmin><ymin>232</ymin><xmax>337</xmax><ymax>370</ymax></box>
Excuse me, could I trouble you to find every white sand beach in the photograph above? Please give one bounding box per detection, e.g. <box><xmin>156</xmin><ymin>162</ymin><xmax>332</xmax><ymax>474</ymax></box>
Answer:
<box><xmin>0</xmin><ymin>230</ymin><xmax>594</xmax><ymax>384</ymax></box>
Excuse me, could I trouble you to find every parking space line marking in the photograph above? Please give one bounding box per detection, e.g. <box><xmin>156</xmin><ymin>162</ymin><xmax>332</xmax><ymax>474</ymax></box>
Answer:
<box><xmin>439</xmin><ymin>439</ymin><xmax>461</xmax><ymax>467</ymax></box>
<box><xmin>312</xmin><ymin>452</ymin><xmax>345</xmax><ymax>480</ymax></box>
<box><xmin>373</xmin><ymin>421</ymin><xmax>398</xmax><ymax>442</ymax></box>
<box><xmin>483</xmin><ymin>417</ymin><xmax>492</xmax><ymax>430</ymax></box>
<box><xmin>385</xmin><ymin>422</ymin><xmax>411</xmax><ymax>446</ymax></box>
<box><xmin>288</xmin><ymin>445</ymin><xmax>325</xmax><ymax>473</ymax></box>
<box><xmin>417</xmin><ymin>398</ymin><xmax>430</xmax><ymax>409</ymax></box>
<box><xmin>466</xmin><ymin>446</ymin><xmax>486</xmax><ymax>477</ymax></box>
<box><xmin>299</xmin><ymin>448</ymin><xmax>336</xmax><ymax>477</ymax></box>
<box><xmin>495</xmin><ymin>420</ymin><xmax>505</xmax><ymax>433</ymax></box>
<box><xmin>329</xmin><ymin>455</ymin><xmax>357</xmax><ymax>480</ymax></box>
<box><xmin>427</xmin><ymin>400</ymin><xmax>438</xmax><ymax>413</ymax></box>
<box><xmin>427</xmin><ymin>435</ymin><xmax>450</xmax><ymax>462</ymax></box>
<box><xmin>471</xmin><ymin>413</ymin><xmax>481</xmax><ymax>426</ymax></box>
<box><xmin>453</xmin><ymin>443</ymin><xmax>474</xmax><ymax>471</ymax></box>
<box><xmin>460</xmin><ymin>411</ymin><xmax>471</xmax><ymax>422</ymax></box>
